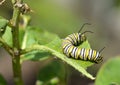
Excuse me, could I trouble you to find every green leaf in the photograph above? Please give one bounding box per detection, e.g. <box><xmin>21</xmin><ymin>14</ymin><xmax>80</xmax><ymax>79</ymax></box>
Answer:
<box><xmin>0</xmin><ymin>16</ymin><xmax>8</xmax><ymax>37</ymax></box>
<box><xmin>46</xmin><ymin>39</ymin><xmax>95</xmax><ymax>79</ymax></box>
<box><xmin>95</xmin><ymin>57</ymin><xmax>120</xmax><ymax>85</ymax></box>
<box><xmin>36</xmin><ymin>60</ymin><xmax>65</xmax><ymax>85</ymax></box>
<box><xmin>21</xmin><ymin>27</ymin><xmax>58</xmax><ymax>49</ymax></box>
<box><xmin>19</xmin><ymin>15</ymin><xmax>31</xmax><ymax>47</ymax></box>
<box><xmin>2</xmin><ymin>26</ymin><xmax>12</xmax><ymax>47</ymax></box>
<box><xmin>21</xmin><ymin>34</ymin><xmax>95</xmax><ymax>79</ymax></box>
<box><xmin>21</xmin><ymin>27</ymin><xmax>59</xmax><ymax>61</ymax></box>
<box><xmin>21</xmin><ymin>51</ymin><xmax>51</xmax><ymax>61</ymax></box>
<box><xmin>50</xmin><ymin>77</ymin><xmax>59</xmax><ymax>85</ymax></box>
<box><xmin>0</xmin><ymin>74</ymin><xmax>7</xmax><ymax>85</ymax></box>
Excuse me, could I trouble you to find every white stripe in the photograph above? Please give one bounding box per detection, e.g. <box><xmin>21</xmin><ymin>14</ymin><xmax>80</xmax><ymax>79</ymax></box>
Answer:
<box><xmin>75</xmin><ymin>48</ymin><xmax>78</xmax><ymax>59</ymax></box>
<box><xmin>74</xmin><ymin>47</ymin><xmax>77</xmax><ymax>58</ymax></box>
<box><xmin>64</xmin><ymin>44</ymin><xmax>71</xmax><ymax>54</ymax></box>
<box><xmin>89</xmin><ymin>49</ymin><xmax>92</xmax><ymax>59</ymax></box>
<box><xmin>91</xmin><ymin>50</ymin><xmax>94</xmax><ymax>60</ymax></box>
<box><xmin>75</xmin><ymin>48</ymin><xmax>78</xmax><ymax>56</ymax></box>
<box><xmin>94</xmin><ymin>52</ymin><xmax>99</xmax><ymax>60</ymax></box>
<box><xmin>69</xmin><ymin>35</ymin><xmax>75</xmax><ymax>44</ymax></box>
<box><xmin>73</xmin><ymin>33</ymin><xmax>77</xmax><ymax>45</ymax></box>
<box><xmin>80</xmin><ymin>48</ymin><xmax>84</xmax><ymax>59</ymax></box>
<box><xmin>71</xmin><ymin>47</ymin><xmax>77</xmax><ymax>58</ymax></box>
<box><xmin>83</xmin><ymin>49</ymin><xmax>87</xmax><ymax>60</ymax></box>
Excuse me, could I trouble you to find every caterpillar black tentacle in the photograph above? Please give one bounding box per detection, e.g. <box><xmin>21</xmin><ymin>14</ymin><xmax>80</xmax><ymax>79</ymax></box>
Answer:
<box><xmin>78</xmin><ymin>23</ymin><xmax>91</xmax><ymax>33</ymax></box>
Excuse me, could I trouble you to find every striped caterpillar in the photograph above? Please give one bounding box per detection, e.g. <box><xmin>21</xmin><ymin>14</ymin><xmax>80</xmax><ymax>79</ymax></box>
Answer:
<box><xmin>62</xmin><ymin>23</ymin><xmax>104</xmax><ymax>63</ymax></box>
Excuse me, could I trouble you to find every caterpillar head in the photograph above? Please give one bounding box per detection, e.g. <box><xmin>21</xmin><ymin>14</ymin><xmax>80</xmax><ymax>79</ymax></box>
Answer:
<box><xmin>95</xmin><ymin>47</ymin><xmax>105</xmax><ymax>63</ymax></box>
<box><xmin>80</xmin><ymin>34</ymin><xmax>87</xmax><ymax>42</ymax></box>
<box><xmin>95</xmin><ymin>55</ymin><xmax>103</xmax><ymax>63</ymax></box>
<box><xmin>79</xmin><ymin>31</ymin><xmax>93</xmax><ymax>43</ymax></box>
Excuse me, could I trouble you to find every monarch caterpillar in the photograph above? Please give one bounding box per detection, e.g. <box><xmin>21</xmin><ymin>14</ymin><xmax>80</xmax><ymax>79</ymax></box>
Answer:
<box><xmin>62</xmin><ymin>23</ymin><xmax>104</xmax><ymax>63</ymax></box>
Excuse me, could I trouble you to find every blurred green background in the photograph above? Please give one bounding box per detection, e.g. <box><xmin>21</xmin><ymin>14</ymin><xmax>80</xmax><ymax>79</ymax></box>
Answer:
<box><xmin>0</xmin><ymin>0</ymin><xmax>120</xmax><ymax>85</ymax></box>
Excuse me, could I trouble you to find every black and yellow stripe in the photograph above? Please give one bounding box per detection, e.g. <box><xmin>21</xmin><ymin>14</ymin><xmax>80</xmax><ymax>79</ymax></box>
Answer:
<box><xmin>62</xmin><ymin>33</ymin><xmax>103</xmax><ymax>63</ymax></box>
<box><xmin>63</xmin><ymin>33</ymin><xmax>86</xmax><ymax>46</ymax></box>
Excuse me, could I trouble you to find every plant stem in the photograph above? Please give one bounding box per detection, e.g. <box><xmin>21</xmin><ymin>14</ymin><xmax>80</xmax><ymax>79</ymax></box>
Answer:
<box><xmin>0</xmin><ymin>38</ymin><xmax>13</xmax><ymax>55</ymax></box>
<box><xmin>11</xmin><ymin>0</ymin><xmax>23</xmax><ymax>85</ymax></box>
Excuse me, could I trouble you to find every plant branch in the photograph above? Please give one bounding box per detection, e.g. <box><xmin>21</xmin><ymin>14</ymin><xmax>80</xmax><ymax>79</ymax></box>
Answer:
<box><xmin>11</xmin><ymin>0</ymin><xmax>23</xmax><ymax>85</ymax></box>
<box><xmin>0</xmin><ymin>38</ymin><xmax>13</xmax><ymax>55</ymax></box>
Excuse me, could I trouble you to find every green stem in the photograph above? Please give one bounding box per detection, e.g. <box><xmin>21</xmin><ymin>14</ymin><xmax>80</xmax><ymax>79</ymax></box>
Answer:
<box><xmin>0</xmin><ymin>38</ymin><xmax>13</xmax><ymax>55</ymax></box>
<box><xmin>12</xmin><ymin>55</ymin><xmax>23</xmax><ymax>85</ymax></box>
<box><xmin>21</xmin><ymin>45</ymin><xmax>52</xmax><ymax>54</ymax></box>
<box><xmin>11</xmin><ymin>0</ymin><xmax>23</xmax><ymax>85</ymax></box>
